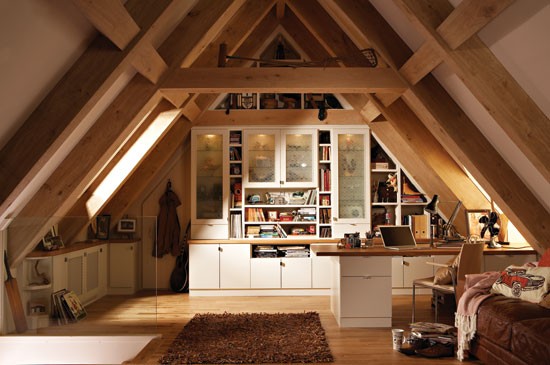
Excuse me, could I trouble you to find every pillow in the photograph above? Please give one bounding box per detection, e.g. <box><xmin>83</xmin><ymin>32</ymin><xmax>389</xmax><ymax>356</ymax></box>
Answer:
<box><xmin>539</xmin><ymin>293</ymin><xmax>550</xmax><ymax>309</ymax></box>
<box><xmin>491</xmin><ymin>266</ymin><xmax>550</xmax><ymax>304</ymax></box>
<box><xmin>538</xmin><ymin>248</ymin><xmax>550</xmax><ymax>267</ymax></box>
<box><xmin>433</xmin><ymin>255</ymin><xmax>460</xmax><ymax>285</ymax></box>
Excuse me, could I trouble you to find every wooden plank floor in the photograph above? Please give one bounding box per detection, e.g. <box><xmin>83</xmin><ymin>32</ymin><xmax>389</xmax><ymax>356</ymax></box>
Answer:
<box><xmin>33</xmin><ymin>291</ymin><xmax>482</xmax><ymax>364</ymax></box>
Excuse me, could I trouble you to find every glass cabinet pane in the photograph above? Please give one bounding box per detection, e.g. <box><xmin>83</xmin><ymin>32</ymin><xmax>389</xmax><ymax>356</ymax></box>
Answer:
<box><xmin>284</xmin><ymin>133</ymin><xmax>313</xmax><ymax>183</ymax></box>
<box><xmin>337</xmin><ymin>133</ymin><xmax>365</xmax><ymax>219</ymax></box>
<box><xmin>247</xmin><ymin>133</ymin><xmax>276</xmax><ymax>184</ymax></box>
<box><xmin>196</xmin><ymin>134</ymin><xmax>224</xmax><ymax>219</ymax></box>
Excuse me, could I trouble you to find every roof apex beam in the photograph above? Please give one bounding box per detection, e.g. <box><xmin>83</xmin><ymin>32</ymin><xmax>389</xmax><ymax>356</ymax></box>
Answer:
<box><xmin>161</xmin><ymin>67</ymin><xmax>407</xmax><ymax>93</ymax></box>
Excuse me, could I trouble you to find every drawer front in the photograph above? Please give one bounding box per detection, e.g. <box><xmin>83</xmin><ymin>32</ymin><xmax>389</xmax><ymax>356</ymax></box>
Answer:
<box><xmin>341</xmin><ymin>276</ymin><xmax>392</xmax><ymax>317</ymax></box>
<box><xmin>340</xmin><ymin>256</ymin><xmax>391</xmax><ymax>277</ymax></box>
<box><xmin>191</xmin><ymin>224</ymin><xmax>228</xmax><ymax>239</ymax></box>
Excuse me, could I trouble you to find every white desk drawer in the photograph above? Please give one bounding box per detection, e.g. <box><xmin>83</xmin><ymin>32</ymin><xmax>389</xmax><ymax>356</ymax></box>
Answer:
<box><xmin>340</xmin><ymin>256</ymin><xmax>391</xmax><ymax>277</ymax></box>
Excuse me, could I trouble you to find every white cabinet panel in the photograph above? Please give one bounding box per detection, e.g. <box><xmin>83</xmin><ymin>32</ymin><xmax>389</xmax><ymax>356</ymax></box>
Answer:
<box><xmin>402</xmin><ymin>256</ymin><xmax>434</xmax><ymax>288</ymax></box>
<box><xmin>340</xmin><ymin>256</ymin><xmax>391</xmax><ymax>277</ymax></box>
<box><xmin>251</xmin><ymin>258</ymin><xmax>281</xmax><ymax>288</ymax></box>
<box><xmin>281</xmin><ymin>258</ymin><xmax>311</xmax><ymax>288</ymax></box>
<box><xmin>341</xmin><ymin>276</ymin><xmax>392</xmax><ymax>317</ymax></box>
<box><xmin>219</xmin><ymin>244</ymin><xmax>250</xmax><ymax>288</ymax></box>
<box><xmin>311</xmin><ymin>246</ymin><xmax>332</xmax><ymax>289</ymax></box>
<box><xmin>109</xmin><ymin>242</ymin><xmax>138</xmax><ymax>294</ymax></box>
<box><xmin>189</xmin><ymin>244</ymin><xmax>219</xmax><ymax>289</ymax></box>
<box><xmin>392</xmin><ymin>256</ymin><xmax>404</xmax><ymax>288</ymax></box>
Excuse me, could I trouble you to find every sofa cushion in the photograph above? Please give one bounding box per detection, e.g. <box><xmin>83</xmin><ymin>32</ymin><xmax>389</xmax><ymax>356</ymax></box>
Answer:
<box><xmin>491</xmin><ymin>266</ymin><xmax>550</xmax><ymax>304</ymax></box>
<box><xmin>476</xmin><ymin>296</ymin><xmax>550</xmax><ymax>350</ymax></box>
<box><xmin>511</xmin><ymin>318</ymin><xmax>550</xmax><ymax>365</ymax></box>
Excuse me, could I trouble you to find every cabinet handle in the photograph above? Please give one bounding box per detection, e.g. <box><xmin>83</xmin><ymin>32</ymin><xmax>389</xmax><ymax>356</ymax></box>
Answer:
<box><xmin>84</xmin><ymin>252</ymin><xmax>87</xmax><ymax>257</ymax></box>
<box><xmin>333</xmin><ymin>217</ymin><xmax>338</xmax><ymax>222</ymax></box>
<box><xmin>64</xmin><ymin>257</ymin><xmax>68</xmax><ymax>263</ymax></box>
<box><xmin>218</xmin><ymin>247</ymin><xmax>223</xmax><ymax>252</ymax></box>
<box><xmin>362</xmin><ymin>276</ymin><xmax>372</xmax><ymax>280</ymax></box>
<box><xmin>280</xmin><ymin>261</ymin><xmax>285</xmax><ymax>267</ymax></box>
<box><xmin>130</xmin><ymin>246</ymin><xmax>133</xmax><ymax>251</ymax></box>
<box><xmin>403</xmin><ymin>260</ymin><xmax>410</xmax><ymax>267</ymax></box>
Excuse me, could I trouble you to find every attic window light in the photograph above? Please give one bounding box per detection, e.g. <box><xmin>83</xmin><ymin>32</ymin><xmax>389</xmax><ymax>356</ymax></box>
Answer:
<box><xmin>85</xmin><ymin>109</ymin><xmax>181</xmax><ymax>218</ymax></box>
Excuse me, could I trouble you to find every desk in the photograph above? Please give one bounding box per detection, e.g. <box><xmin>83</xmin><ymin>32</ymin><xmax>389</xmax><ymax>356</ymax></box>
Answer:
<box><xmin>311</xmin><ymin>243</ymin><xmax>536</xmax><ymax>328</ymax></box>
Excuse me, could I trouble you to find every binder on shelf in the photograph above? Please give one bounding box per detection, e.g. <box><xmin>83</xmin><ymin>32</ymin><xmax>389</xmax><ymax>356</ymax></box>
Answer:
<box><xmin>408</xmin><ymin>214</ymin><xmax>430</xmax><ymax>239</ymax></box>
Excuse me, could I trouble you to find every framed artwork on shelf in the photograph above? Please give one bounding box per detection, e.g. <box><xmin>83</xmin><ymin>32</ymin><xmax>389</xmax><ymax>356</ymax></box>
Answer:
<box><xmin>96</xmin><ymin>215</ymin><xmax>111</xmax><ymax>240</ymax></box>
<box><xmin>117</xmin><ymin>218</ymin><xmax>136</xmax><ymax>233</ymax></box>
<box><xmin>465</xmin><ymin>209</ymin><xmax>491</xmax><ymax>240</ymax></box>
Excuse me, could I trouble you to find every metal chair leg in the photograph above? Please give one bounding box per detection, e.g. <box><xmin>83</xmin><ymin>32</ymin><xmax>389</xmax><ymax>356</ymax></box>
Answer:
<box><xmin>412</xmin><ymin>283</ymin><xmax>416</xmax><ymax>323</ymax></box>
<box><xmin>434</xmin><ymin>291</ymin><xmax>439</xmax><ymax>323</ymax></box>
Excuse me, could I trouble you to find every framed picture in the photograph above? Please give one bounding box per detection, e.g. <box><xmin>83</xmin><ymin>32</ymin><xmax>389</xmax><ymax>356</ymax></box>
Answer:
<box><xmin>42</xmin><ymin>226</ymin><xmax>64</xmax><ymax>250</ymax></box>
<box><xmin>466</xmin><ymin>209</ymin><xmax>491</xmax><ymax>240</ymax></box>
<box><xmin>96</xmin><ymin>215</ymin><xmax>111</xmax><ymax>240</ymax></box>
<box><xmin>267</xmin><ymin>211</ymin><xmax>278</xmax><ymax>222</ymax></box>
<box><xmin>117</xmin><ymin>218</ymin><xmax>136</xmax><ymax>233</ymax></box>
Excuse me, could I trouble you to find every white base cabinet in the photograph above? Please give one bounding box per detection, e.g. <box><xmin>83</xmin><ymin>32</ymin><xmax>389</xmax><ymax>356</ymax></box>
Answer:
<box><xmin>109</xmin><ymin>242</ymin><xmax>138</xmax><ymax>294</ymax></box>
<box><xmin>331</xmin><ymin>256</ymin><xmax>392</xmax><ymax>327</ymax></box>
<box><xmin>189</xmin><ymin>243</ymin><xmax>250</xmax><ymax>289</ymax></box>
<box><xmin>52</xmin><ymin>244</ymin><xmax>108</xmax><ymax>306</ymax></box>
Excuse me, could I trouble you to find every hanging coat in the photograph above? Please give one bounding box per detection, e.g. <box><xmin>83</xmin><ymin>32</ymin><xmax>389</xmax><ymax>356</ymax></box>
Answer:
<box><xmin>154</xmin><ymin>182</ymin><xmax>181</xmax><ymax>258</ymax></box>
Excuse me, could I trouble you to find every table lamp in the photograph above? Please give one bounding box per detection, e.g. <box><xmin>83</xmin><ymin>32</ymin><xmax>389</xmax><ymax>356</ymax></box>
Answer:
<box><xmin>424</xmin><ymin>195</ymin><xmax>439</xmax><ymax>246</ymax></box>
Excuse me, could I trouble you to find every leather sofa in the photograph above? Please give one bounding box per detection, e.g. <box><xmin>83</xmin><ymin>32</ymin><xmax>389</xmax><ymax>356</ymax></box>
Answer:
<box><xmin>470</xmin><ymin>295</ymin><xmax>550</xmax><ymax>365</ymax></box>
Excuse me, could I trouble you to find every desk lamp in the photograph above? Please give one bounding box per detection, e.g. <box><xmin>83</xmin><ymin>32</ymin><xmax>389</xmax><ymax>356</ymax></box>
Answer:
<box><xmin>424</xmin><ymin>195</ymin><xmax>439</xmax><ymax>246</ymax></box>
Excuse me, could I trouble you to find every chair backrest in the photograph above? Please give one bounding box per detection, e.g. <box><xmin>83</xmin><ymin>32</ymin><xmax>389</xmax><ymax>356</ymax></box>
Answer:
<box><xmin>456</xmin><ymin>243</ymin><xmax>485</xmax><ymax>281</ymax></box>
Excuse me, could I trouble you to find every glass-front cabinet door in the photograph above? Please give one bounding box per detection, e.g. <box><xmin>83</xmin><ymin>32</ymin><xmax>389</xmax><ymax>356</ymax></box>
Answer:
<box><xmin>281</xmin><ymin>129</ymin><xmax>317</xmax><ymax>187</ymax></box>
<box><xmin>191</xmin><ymin>130</ymin><xmax>228</xmax><ymax>228</ymax></box>
<box><xmin>243</xmin><ymin>130</ymin><xmax>280</xmax><ymax>187</ymax></box>
<box><xmin>333</xmin><ymin>129</ymin><xmax>370</xmax><ymax>229</ymax></box>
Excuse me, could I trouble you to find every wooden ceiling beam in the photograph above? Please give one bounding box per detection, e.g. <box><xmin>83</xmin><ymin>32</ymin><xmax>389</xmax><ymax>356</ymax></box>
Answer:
<box><xmin>437</xmin><ymin>0</ymin><xmax>515</xmax><ymax>50</ymax></box>
<box><xmin>396</xmin><ymin>0</ymin><xmax>550</xmax><ymax>184</ymax></box>
<box><xmin>276</xmin><ymin>0</ymin><xmax>286</xmax><ymax>19</ymax></box>
<box><xmin>71</xmin><ymin>0</ymin><xmax>140</xmax><ymax>50</ymax></box>
<box><xmin>161</xmin><ymin>67</ymin><xmax>407</xmax><ymax>93</ymax></box>
<box><xmin>0</xmin><ymin>0</ymin><xmax>195</xmax><ymax>224</ymax></box>
<box><xmin>131</xmin><ymin>42</ymin><xmax>168</xmax><ymax>84</ymax></box>
<box><xmin>399</xmin><ymin>41</ymin><xmax>442</xmax><ymax>85</ymax></box>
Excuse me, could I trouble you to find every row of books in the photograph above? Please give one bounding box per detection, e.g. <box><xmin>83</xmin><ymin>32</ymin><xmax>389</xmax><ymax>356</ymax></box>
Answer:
<box><xmin>319</xmin><ymin>208</ymin><xmax>331</xmax><ymax>224</ymax></box>
<box><xmin>246</xmin><ymin>224</ymin><xmax>288</xmax><ymax>238</ymax></box>
<box><xmin>230</xmin><ymin>213</ymin><xmax>243</xmax><ymax>238</ymax></box>
<box><xmin>278</xmin><ymin>245</ymin><xmax>310</xmax><ymax>258</ymax></box>
<box><xmin>229</xmin><ymin>131</ymin><xmax>242</xmax><ymax>144</ymax></box>
<box><xmin>320</xmin><ymin>169</ymin><xmax>331</xmax><ymax>191</ymax></box>
<box><xmin>320</xmin><ymin>146</ymin><xmax>331</xmax><ymax>161</ymax></box>
<box><xmin>246</xmin><ymin>207</ymin><xmax>267</xmax><ymax>222</ymax></box>
<box><xmin>229</xmin><ymin>147</ymin><xmax>242</xmax><ymax>161</ymax></box>
<box><xmin>319</xmin><ymin>227</ymin><xmax>332</xmax><ymax>238</ymax></box>
<box><xmin>51</xmin><ymin>289</ymin><xmax>87</xmax><ymax>325</ymax></box>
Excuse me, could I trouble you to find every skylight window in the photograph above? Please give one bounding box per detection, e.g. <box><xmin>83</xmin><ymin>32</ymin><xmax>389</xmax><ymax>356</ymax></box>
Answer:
<box><xmin>85</xmin><ymin>109</ymin><xmax>181</xmax><ymax>218</ymax></box>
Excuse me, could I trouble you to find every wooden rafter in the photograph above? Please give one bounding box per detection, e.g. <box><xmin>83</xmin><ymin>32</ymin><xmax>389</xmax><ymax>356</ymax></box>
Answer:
<box><xmin>71</xmin><ymin>0</ymin><xmax>140</xmax><ymax>50</ymax></box>
<box><xmin>396</xmin><ymin>0</ymin><xmax>550</xmax><ymax>184</ymax></box>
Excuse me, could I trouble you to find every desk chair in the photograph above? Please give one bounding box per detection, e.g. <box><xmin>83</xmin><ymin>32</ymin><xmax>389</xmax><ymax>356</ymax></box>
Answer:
<box><xmin>412</xmin><ymin>243</ymin><xmax>484</xmax><ymax>323</ymax></box>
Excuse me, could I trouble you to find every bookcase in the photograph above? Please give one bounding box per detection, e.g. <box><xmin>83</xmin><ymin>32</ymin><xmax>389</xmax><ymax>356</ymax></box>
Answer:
<box><xmin>370</xmin><ymin>133</ymin><xmax>429</xmax><ymax>237</ymax></box>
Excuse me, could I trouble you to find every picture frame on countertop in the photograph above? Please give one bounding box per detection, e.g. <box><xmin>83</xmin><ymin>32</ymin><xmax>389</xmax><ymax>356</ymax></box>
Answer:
<box><xmin>96</xmin><ymin>214</ymin><xmax>111</xmax><ymax>240</ymax></box>
<box><xmin>117</xmin><ymin>218</ymin><xmax>136</xmax><ymax>233</ymax></box>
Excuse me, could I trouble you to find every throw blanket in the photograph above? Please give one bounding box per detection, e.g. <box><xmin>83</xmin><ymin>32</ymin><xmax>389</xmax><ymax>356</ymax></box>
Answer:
<box><xmin>455</xmin><ymin>271</ymin><xmax>500</xmax><ymax>361</ymax></box>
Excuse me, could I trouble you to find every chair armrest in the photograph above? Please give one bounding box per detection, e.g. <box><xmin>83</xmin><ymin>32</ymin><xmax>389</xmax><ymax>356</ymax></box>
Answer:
<box><xmin>426</xmin><ymin>262</ymin><xmax>450</xmax><ymax>268</ymax></box>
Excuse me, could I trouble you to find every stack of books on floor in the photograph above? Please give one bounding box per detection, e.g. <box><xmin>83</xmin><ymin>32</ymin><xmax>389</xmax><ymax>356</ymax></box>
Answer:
<box><xmin>278</xmin><ymin>245</ymin><xmax>310</xmax><ymax>258</ymax></box>
<box><xmin>409</xmin><ymin>322</ymin><xmax>457</xmax><ymax>345</ymax></box>
<box><xmin>51</xmin><ymin>289</ymin><xmax>87</xmax><ymax>324</ymax></box>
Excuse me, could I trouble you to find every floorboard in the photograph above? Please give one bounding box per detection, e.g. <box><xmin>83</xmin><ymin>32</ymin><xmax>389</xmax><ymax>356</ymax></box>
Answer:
<box><xmin>33</xmin><ymin>291</ymin><xmax>482</xmax><ymax>364</ymax></box>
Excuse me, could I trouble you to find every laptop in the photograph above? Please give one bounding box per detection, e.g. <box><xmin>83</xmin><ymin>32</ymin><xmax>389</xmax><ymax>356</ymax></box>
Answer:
<box><xmin>380</xmin><ymin>225</ymin><xmax>421</xmax><ymax>250</ymax></box>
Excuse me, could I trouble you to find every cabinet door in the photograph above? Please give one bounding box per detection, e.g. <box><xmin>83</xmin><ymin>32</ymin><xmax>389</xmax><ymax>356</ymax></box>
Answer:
<box><xmin>333</xmin><ymin>129</ymin><xmax>369</xmax><ymax>225</ymax></box>
<box><xmin>82</xmin><ymin>247</ymin><xmax>100</xmax><ymax>303</ymax></box>
<box><xmin>219</xmin><ymin>244</ymin><xmax>250</xmax><ymax>289</ymax></box>
<box><xmin>109</xmin><ymin>243</ymin><xmax>136</xmax><ymax>291</ymax></box>
<box><xmin>281</xmin><ymin>129</ymin><xmax>317</xmax><ymax>187</ymax></box>
<box><xmin>191</xmin><ymin>130</ymin><xmax>228</xmax><ymax>225</ymax></box>
<box><xmin>243</xmin><ymin>129</ymin><xmax>280</xmax><ymax>187</ymax></box>
<box><xmin>311</xmin><ymin>246</ymin><xmax>332</xmax><ymax>288</ymax></box>
<box><xmin>281</xmin><ymin>258</ymin><xmax>311</xmax><ymax>288</ymax></box>
<box><xmin>189</xmin><ymin>244</ymin><xmax>220</xmax><ymax>289</ymax></box>
<box><xmin>251</xmin><ymin>258</ymin><xmax>281</xmax><ymax>288</ymax></box>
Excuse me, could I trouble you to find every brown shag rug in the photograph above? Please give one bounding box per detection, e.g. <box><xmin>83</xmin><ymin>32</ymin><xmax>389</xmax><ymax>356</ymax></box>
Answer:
<box><xmin>159</xmin><ymin>312</ymin><xmax>334</xmax><ymax>364</ymax></box>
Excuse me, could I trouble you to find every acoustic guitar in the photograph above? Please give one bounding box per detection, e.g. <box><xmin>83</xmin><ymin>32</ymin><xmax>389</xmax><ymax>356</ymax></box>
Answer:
<box><xmin>170</xmin><ymin>221</ymin><xmax>190</xmax><ymax>293</ymax></box>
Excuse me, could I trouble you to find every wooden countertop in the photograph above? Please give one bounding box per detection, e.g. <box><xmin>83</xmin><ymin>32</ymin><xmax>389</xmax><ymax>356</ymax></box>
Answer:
<box><xmin>311</xmin><ymin>243</ymin><xmax>537</xmax><ymax>257</ymax></box>
<box><xmin>188</xmin><ymin>238</ymin><xmax>341</xmax><ymax>245</ymax></box>
<box><xmin>26</xmin><ymin>239</ymin><xmax>139</xmax><ymax>258</ymax></box>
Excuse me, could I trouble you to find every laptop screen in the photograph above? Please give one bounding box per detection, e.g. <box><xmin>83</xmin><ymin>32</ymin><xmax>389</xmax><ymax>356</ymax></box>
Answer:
<box><xmin>379</xmin><ymin>225</ymin><xmax>417</xmax><ymax>248</ymax></box>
